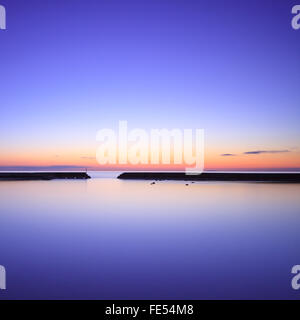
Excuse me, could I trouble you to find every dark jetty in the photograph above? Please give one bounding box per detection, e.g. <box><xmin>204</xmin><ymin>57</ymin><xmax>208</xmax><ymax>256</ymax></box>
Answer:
<box><xmin>0</xmin><ymin>172</ymin><xmax>91</xmax><ymax>181</ymax></box>
<box><xmin>118</xmin><ymin>172</ymin><xmax>300</xmax><ymax>183</ymax></box>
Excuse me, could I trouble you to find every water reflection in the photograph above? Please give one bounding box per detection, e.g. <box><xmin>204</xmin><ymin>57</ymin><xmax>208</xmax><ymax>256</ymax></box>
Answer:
<box><xmin>0</xmin><ymin>178</ymin><xmax>300</xmax><ymax>299</ymax></box>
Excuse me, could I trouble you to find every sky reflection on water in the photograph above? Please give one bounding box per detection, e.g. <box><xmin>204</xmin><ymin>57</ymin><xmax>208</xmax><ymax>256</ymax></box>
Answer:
<box><xmin>0</xmin><ymin>178</ymin><xmax>300</xmax><ymax>299</ymax></box>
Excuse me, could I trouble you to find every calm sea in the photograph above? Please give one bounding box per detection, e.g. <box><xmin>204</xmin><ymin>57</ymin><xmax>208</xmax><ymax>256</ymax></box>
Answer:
<box><xmin>0</xmin><ymin>172</ymin><xmax>300</xmax><ymax>299</ymax></box>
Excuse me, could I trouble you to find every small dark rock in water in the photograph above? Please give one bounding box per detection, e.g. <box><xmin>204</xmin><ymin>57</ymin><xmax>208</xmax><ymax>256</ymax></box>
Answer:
<box><xmin>150</xmin><ymin>182</ymin><xmax>155</xmax><ymax>185</ymax></box>
<box><xmin>185</xmin><ymin>184</ymin><xmax>189</xmax><ymax>186</ymax></box>
<box><xmin>191</xmin><ymin>182</ymin><xmax>195</xmax><ymax>184</ymax></box>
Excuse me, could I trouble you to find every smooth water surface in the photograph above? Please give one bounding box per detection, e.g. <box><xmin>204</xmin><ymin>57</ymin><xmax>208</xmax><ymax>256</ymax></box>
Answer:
<box><xmin>0</xmin><ymin>175</ymin><xmax>300</xmax><ymax>299</ymax></box>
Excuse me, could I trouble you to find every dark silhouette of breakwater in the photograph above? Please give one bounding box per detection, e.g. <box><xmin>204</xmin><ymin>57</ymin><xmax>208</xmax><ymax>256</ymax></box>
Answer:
<box><xmin>0</xmin><ymin>172</ymin><xmax>91</xmax><ymax>181</ymax></box>
<box><xmin>118</xmin><ymin>172</ymin><xmax>300</xmax><ymax>183</ymax></box>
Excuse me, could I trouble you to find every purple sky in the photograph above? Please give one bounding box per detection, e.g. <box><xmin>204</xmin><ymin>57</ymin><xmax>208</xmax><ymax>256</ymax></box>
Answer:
<box><xmin>0</xmin><ymin>0</ymin><xmax>299</xmax><ymax>170</ymax></box>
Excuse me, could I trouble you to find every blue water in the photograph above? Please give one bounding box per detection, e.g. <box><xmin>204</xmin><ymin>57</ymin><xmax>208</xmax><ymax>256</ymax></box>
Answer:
<box><xmin>0</xmin><ymin>175</ymin><xmax>300</xmax><ymax>299</ymax></box>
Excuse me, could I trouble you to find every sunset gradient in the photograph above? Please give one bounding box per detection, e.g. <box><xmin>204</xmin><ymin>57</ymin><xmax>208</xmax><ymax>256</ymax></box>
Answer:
<box><xmin>1</xmin><ymin>0</ymin><xmax>299</xmax><ymax>171</ymax></box>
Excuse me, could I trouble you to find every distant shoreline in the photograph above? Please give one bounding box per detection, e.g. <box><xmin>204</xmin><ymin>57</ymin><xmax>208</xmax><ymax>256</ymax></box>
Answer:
<box><xmin>117</xmin><ymin>172</ymin><xmax>300</xmax><ymax>183</ymax></box>
<box><xmin>0</xmin><ymin>172</ymin><xmax>91</xmax><ymax>181</ymax></box>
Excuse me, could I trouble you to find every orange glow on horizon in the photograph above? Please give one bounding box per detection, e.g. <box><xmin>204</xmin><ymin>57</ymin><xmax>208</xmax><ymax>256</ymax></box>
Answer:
<box><xmin>1</xmin><ymin>146</ymin><xmax>299</xmax><ymax>170</ymax></box>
